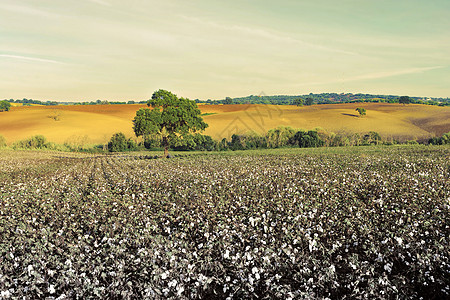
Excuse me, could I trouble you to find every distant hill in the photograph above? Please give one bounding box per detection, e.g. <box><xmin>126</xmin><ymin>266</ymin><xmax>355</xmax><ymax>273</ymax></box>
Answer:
<box><xmin>1</xmin><ymin>103</ymin><xmax>449</xmax><ymax>145</ymax></box>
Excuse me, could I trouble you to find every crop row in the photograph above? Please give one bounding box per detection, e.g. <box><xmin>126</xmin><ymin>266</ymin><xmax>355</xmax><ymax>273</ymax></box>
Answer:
<box><xmin>0</xmin><ymin>147</ymin><xmax>449</xmax><ymax>299</ymax></box>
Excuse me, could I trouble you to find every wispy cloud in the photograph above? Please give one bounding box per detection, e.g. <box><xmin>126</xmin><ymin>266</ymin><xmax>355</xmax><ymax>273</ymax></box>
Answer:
<box><xmin>0</xmin><ymin>54</ymin><xmax>67</xmax><ymax>65</ymax></box>
<box><xmin>180</xmin><ymin>15</ymin><xmax>358</xmax><ymax>56</ymax></box>
<box><xmin>300</xmin><ymin>66</ymin><xmax>444</xmax><ymax>87</ymax></box>
<box><xmin>348</xmin><ymin>66</ymin><xmax>444</xmax><ymax>81</ymax></box>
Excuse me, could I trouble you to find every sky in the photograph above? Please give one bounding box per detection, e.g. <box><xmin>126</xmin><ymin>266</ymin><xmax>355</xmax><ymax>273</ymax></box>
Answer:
<box><xmin>0</xmin><ymin>0</ymin><xmax>449</xmax><ymax>101</ymax></box>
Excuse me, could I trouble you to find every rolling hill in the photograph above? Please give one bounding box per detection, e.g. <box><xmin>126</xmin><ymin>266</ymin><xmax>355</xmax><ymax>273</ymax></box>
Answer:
<box><xmin>0</xmin><ymin>103</ymin><xmax>448</xmax><ymax>145</ymax></box>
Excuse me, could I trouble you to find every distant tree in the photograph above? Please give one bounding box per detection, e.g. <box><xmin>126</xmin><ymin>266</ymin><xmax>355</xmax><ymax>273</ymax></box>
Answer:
<box><xmin>355</xmin><ymin>107</ymin><xmax>366</xmax><ymax>117</ymax></box>
<box><xmin>0</xmin><ymin>100</ymin><xmax>11</xmax><ymax>112</ymax></box>
<box><xmin>224</xmin><ymin>97</ymin><xmax>233</xmax><ymax>105</ymax></box>
<box><xmin>127</xmin><ymin>100</ymin><xmax>136</xmax><ymax>104</ymax></box>
<box><xmin>305</xmin><ymin>97</ymin><xmax>314</xmax><ymax>106</ymax></box>
<box><xmin>399</xmin><ymin>96</ymin><xmax>411</xmax><ymax>105</ymax></box>
<box><xmin>293</xmin><ymin>98</ymin><xmax>304</xmax><ymax>106</ymax></box>
<box><xmin>133</xmin><ymin>89</ymin><xmax>208</xmax><ymax>157</ymax></box>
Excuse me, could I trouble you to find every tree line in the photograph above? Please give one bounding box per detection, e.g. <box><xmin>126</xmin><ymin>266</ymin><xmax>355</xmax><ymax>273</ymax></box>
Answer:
<box><xmin>197</xmin><ymin>93</ymin><xmax>449</xmax><ymax>106</ymax></box>
<box><xmin>104</xmin><ymin>127</ymin><xmax>450</xmax><ymax>153</ymax></box>
<box><xmin>3</xmin><ymin>93</ymin><xmax>449</xmax><ymax>107</ymax></box>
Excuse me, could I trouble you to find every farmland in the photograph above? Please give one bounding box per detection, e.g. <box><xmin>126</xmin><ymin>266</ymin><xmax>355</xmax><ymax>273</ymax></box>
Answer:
<box><xmin>0</xmin><ymin>103</ymin><xmax>449</xmax><ymax>145</ymax></box>
<box><xmin>0</xmin><ymin>146</ymin><xmax>449</xmax><ymax>299</ymax></box>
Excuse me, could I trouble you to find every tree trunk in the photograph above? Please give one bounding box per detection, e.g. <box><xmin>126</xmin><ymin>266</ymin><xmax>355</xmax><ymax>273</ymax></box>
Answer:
<box><xmin>162</xmin><ymin>136</ymin><xmax>169</xmax><ymax>158</ymax></box>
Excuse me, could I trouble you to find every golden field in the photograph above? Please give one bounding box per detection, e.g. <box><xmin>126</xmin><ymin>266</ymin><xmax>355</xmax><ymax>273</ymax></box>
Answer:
<box><xmin>0</xmin><ymin>103</ymin><xmax>449</xmax><ymax>145</ymax></box>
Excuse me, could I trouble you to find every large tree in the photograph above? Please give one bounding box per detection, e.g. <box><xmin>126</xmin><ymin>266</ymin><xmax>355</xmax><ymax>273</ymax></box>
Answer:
<box><xmin>133</xmin><ymin>90</ymin><xmax>208</xmax><ymax>157</ymax></box>
<box><xmin>0</xmin><ymin>100</ymin><xmax>11</xmax><ymax>112</ymax></box>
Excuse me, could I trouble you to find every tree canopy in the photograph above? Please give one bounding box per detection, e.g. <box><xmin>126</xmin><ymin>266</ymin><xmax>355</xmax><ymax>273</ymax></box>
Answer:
<box><xmin>0</xmin><ymin>100</ymin><xmax>11</xmax><ymax>112</ymax></box>
<box><xmin>224</xmin><ymin>97</ymin><xmax>233</xmax><ymax>105</ymax></box>
<box><xmin>399</xmin><ymin>96</ymin><xmax>411</xmax><ymax>105</ymax></box>
<box><xmin>304</xmin><ymin>97</ymin><xmax>314</xmax><ymax>106</ymax></box>
<box><xmin>293</xmin><ymin>98</ymin><xmax>304</xmax><ymax>106</ymax></box>
<box><xmin>133</xmin><ymin>89</ymin><xmax>208</xmax><ymax>157</ymax></box>
<box><xmin>355</xmin><ymin>107</ymin><xmax>366</xmax><ymax>117</ymax></box>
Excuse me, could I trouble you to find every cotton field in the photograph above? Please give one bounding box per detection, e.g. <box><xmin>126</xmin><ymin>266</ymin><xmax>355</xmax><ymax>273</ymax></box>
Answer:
<box><xmin>0</xmin><ymin>147</ymin><xmax>448</xmax><ymax>299</ymax></box>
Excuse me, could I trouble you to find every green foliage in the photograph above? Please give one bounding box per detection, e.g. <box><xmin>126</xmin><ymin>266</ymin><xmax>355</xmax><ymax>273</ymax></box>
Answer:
<box><xmin>266</xmin><ymin>126</ymin><xmax>296</xmax><ymax>148</ymax></box>
<box><xmin>224</xmin><ymin>97</ymin><xmax>233</xmax><ymax>104</ymax></box>
<box><xmin>355</xmin><ymin>107</ymin><xmax>366</xmax><ymax>116</ymax></box>
<box><xmin>293</xmin><ymin>98</ymin><xmax>304</xmax><ymax>106</ymax></box>
<box><xmin>399</xmin><ymin>95</ymin><xmax>411</xmax><ymax>104</ymax></box>
<box><xmin>13</xmin><ymin>135</ymin><xmax>49</xmax><ymax>149</ymax></box>
<box><xmin>0</xmin><ymin>135</ymin><xmax>6</xmax><ymax>148</ymax></box>
<box><xmin>171</xmin><ymin>133</ymin><xmax>216</xmax><ymax>151</ymax></box>
<box><xmin>229</xmin><ymin>132</ymin><xmax>267</xmax><ymax>150</ymax></box>
<box><xmin>107</xmin><ymin>132</ymin><xmax>137</xmax><ymax>152</ymax></box>
<box><xmin>428</xmin><ymin>132</ymin><xmax>450</xmax><ymax>145</ymax></box>
<box><xmin>0</xmin><ymin>100</ymin><xmax>11</xmax><ymax>112</ymax></box>
<box><xmin>363</xmin><ymin>131</ymin><xmax>382</xmax><ymax>145</ymax></box>
<box><xmin>305</xmin><ymin>97</ymin><xmax>314</xmax><ymax>106</ymax></box>
<box><xmin>133</xmin><ymin>90</ymin><xmax>208</xmax><ymax>156</ymax></box>
<box><xmin>290</xmin><ymin>130</ymin><xmax>324</xmax><ymax>148</ymax></box>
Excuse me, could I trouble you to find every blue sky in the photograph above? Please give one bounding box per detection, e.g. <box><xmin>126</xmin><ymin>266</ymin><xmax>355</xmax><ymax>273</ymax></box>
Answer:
<box><xmin>0</xmin><ymin>0</ymin><xmax>449</xmax><ymax>101</ymax></box>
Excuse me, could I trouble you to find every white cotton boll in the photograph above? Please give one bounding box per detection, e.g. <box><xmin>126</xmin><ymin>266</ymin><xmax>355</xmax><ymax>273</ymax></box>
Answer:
<box><xmin>1</xmin><ymin>290</ymin><xmax>11</xmax><ymax>298</ymax></box>
<box><xmin>49</xmin><ymin>285</ymin><xmax>56</xmax><ymax>294</ymax></box>
<box><xmin>176</xmin><ymin>285</ymin><xmax>184</xmax><ymax>296</ymax></box>
<box><xmin>384</xmin><ymin>263</ymin><xmax>392</xmax><ymax>273</ymax></box>
<box><xmin>224</xmin><ymin>250</ymin><xmax>230</xmax><ymax>259</ymax></box>
<box><xmin>161</xmin><ymin>272</ymin><xmax>168</xmax><ymax>280</ymax></box>
<box><xmin>168</xmin><ymin>279</ymin><xmax>177</xmax><ymax>288</ymax></box>
<box><xmin>329</xmin><ymin>265</ymin><xmax>335</xmax><ymax>274</ymax></box>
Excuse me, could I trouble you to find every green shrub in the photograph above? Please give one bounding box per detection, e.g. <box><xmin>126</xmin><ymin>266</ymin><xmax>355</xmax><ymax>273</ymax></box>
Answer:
<box><xmin>290</xmin><ymin>130</ymin><xmax>324</xmax><ymax>148</ymax></box>
<box><xmin>13</xmin><ymin>135</ymin><xmax>49</xmax><ymax>149</ymax></box>
<box><xmin>362</xmin><ymin>131</ymin><xmax>382</xmax><ymax>145</ymax></box>
<box><xmin>0</xmin><ymin>135</ymin><xmax>6</xmax><ymax>148</ymax></box>
<box><xmin>108</xmin><ymin>132</ymin><xmax>137</xmax><ymax>152</ymax></box>
<box><xmin>428</xmin><ymin>132</ymin><xmax>450</xmax><ymax>145</ymax></box>
<box><xmin>266</xmin><ymin>126</ymin><xmax>296</xmax><ymax>148</ymax></box>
